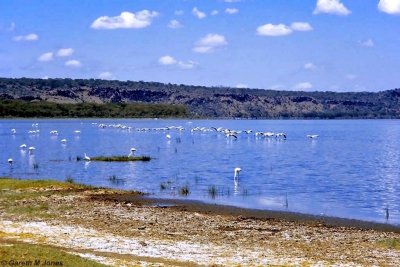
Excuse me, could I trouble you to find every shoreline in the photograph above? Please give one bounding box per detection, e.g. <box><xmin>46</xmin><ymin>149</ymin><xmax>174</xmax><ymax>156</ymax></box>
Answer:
<box><xmin>1</xmin><ymin>178</ymin><xmax>400</xmax><ymax>266</ymax></box>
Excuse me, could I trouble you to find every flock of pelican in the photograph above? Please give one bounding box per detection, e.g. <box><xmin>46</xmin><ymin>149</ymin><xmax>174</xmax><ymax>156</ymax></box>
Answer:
<box><xmin>6</xmin><ymin>122</ymin><xmax>319</xmax><ymax>180</ymax></box>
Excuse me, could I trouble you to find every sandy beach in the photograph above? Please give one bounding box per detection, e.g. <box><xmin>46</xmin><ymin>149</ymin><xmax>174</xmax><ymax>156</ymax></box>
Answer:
<box><xmin>0</xmin><ymin>179</ymin><xmax>399</xmax><ymax>266</ymax></box>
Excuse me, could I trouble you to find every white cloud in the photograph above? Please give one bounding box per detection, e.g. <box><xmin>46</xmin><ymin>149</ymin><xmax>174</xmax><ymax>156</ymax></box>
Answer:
<box><xmin>313</xmin><ymin>0</ymin><xmax>351</xmax><ymax>16</ymax></box>
<box><xmin>98</xmin><ymin>72</ymin><xmax>115</xmax><ymax>80</ymax></box>
<box><xmin>256</xmin><ymin>24</ymin><xmax>293</xmax><ymax>36</ymax></box>
<box><xmin>41</xmin><ymin>76</ymin><xmax>49</xmax><ymax>80</ymax></box>
<box><xmin>158</xmin><ymin>55</ymin><xmax>177</xmax><ymax>65</ymax></box>
<box><xmin>291</xmin><ymin>22</ymin><xmax>313</xmax><ymax>31</ymax></box>
<box><xmin>192</xmin><ymin>7</ymin><xmax>206</xmax><ymax>19</ymax></box>
<box><xmin>177</xmin><ymin>60</ymin><xmax>198</xmax><ymax>69</ymax></box>
<box><xmin>37</xmin><ymin>52</ymin><xmax>54</xmax><ymax>62</ymax></box>
<box><xmin>174</xmin><ymin>10</ymin><xmax>184</xmax><ymax>16</ymax></box>
<box><xmin>359</xmin><ymin>39</ymin><xmax>374</xmax><ymax>47</ymax></box>
<box><xmin>13</xmin><ymin>33</ymin><xmax>39</xmax><ymax>41</ymax></box>
<box><xmin>211</xmin><ymin>10</ymin><xmax>219</xmax><ymax>15</ymax></box>
<box><xmin>193</xmin><ymin>33</ymin><xmax>227</xmax><ymax>53</ymax></box>
<box><xmin>57</xmin><ymin>48</ymin><xmax>74</xmax><ymax>57</ymax></box>
<box><xmin>225</xmin><ymin>8</ymin><xmax>239</xmax><ymax>14</ymax></box>
<box><xmin>378</xmin><ymin>0</ymin><xmax>400</xmax><ymax>14</ymax></box>
<box><xmin>236</xmin><ymin>83</ymin><xmax>248</xmax><ymax>88</ymax></box>
<box><xmin>293</xmin><ymin>82</ymin><xmax>313</xmax><ymax>90</ymax></box>
<box><xmin>304</xmin><ymin>63</ymin><xmax>316</xmax><ymax>70</ymax></box>
<box><xmin>91</xmin><ymin>10</ymin><xmax>158</xmax><ymax>30</ymax></box>
<box><xmin>168</xmin><ymin>20</ymin><xmax>183</xmax><ymax>29</ymax></box>
<box><xmin>159</xmin><ymin>55</ymin><xmax>197</xmax><ymax>69</ymax></box>
<box><xmin>65</xmin><ymin>59</ymin><xmax>82</xmax><ymax>68</ymax></box>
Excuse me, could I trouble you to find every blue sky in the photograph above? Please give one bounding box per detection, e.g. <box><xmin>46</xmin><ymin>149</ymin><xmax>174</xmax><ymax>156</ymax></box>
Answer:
<box><xmin>0</xmin><ymin>0</ymin><xmax>399</xmax><ymax>92</ymax></box>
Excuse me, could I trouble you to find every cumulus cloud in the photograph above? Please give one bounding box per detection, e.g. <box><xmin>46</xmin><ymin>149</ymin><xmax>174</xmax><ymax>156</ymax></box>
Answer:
<box><xmin>168</xmin><ymin>20</ymin><xmax>183</xmax><ymax>29</ymax></box>
<box><xmin>256</xmin><ymin>24</ymin><xmax>293</xmax><ymax>36</ymax></box>
<box><xmin>13</xmin><ymin>33</ymin><xmax>38</xmax><ymax>41</ymax></box>
<box><xmin>98</xmin><ymin>72</ymin><xmax>115</xmax><ymax>80</ymax></box>
<box><xmin>291</xmin><ymin>22</ymin><xmax>313</xmax><ymax>31</ymax></box>
<box><xmin>293</xmin><ymin>82</ymin><xmax>313</xmax><ymax>90</ymax></box>
<box><xmin>225</xmin><ymin>8</ymin><xmax>239</xmax><ymax>14</ymax></box>
<box><xmin>193</xmin><ymin>33</ymin><xmax>227</xmax><ymax>53</ymax></box>
<box><xmin>304</xmin><ymin>63</ymin><xmax>316</xmax><ymax>70</ymax></box>
<box><xmin>57</xmin><ymin>48</ymin><xmax>74</xmax><ymax>57</ymax></box>
<box><xmin>359</xmin><ymin>39</ymin><xmax>374</xmax><ymax>47</ymax></box>
<box><xmin>158</xmin><ymin>55</ymin><xmax>177</xmax><ymax>65</ymax></box>
<box><xmin>91</xmin><ymin>10</ymin><xmax>158</xmax><ymax>29</ymax></box>
<box><xmin>65</xmin><ymin>59</ymin><xmax>82</xmax><ymax>68</ymax></box>
<box><xmin>378</xmin><ymin>0</ymin><xmax>400</xmax><ymax>14</ymax></box>
<box><xmin>313</xmin><ymin>0</ymin><xmax>351</xmax><ymax>16</ymax></box>
<box><xmin>37</xmin><ymin>52</ymin><xmax>54</xmax><ymax>62</ymax></box>
<box><xmin>211</xmin><ymin>10</ymin><xmax>219</xmax><ymax>15</ymax></box>
<box><xmin>158</xmin><ymin>55</ymin><xmax>197</xmax><ymax>69</ymax></box>
<box><xmin>192</xmin><ymin>7</ymin><xmax>206</xmax><ymax>19</ymax></box>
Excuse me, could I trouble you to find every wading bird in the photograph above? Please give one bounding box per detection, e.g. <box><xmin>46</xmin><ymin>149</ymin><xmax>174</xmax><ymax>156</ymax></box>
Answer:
<box><xmin>234</xmin><ymin>167</ymin><xmax>242</xmax><ymax>179</ymax></box>
<box><xmin>84</xmin><ymin>153</ymin><xmax>91</xmax><ymax>161</ymax></box>
<box><xmin>128</xmin><ymin>148</ymin><xmax>137</xmax><ymax>157</ymax></box>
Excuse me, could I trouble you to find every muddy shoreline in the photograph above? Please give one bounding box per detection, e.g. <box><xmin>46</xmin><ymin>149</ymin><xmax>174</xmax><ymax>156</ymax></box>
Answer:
<box><xmin>92</xmin><ymin>192</ymin><xmax>400</xmax><ymax>233</ymax></box>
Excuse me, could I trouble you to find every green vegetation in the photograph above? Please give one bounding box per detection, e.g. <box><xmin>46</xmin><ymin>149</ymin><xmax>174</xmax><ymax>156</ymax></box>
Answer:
<box><xmin>0</xmin><ymin>99</ymin><xmax>188</xmax><ymax>118</ymax></box>
<box><xmin>0</xmin><ymin>177</ymin><xmax>84</xmax><ymax>190</ymax></box>
<box><xmin>0</xmin><ymin>241</ymin><xmax>107</xmax><ymax>267</ymax></box>
<box><xmin>377</xmin><ymin>238</ymin><xmax>400</xmax><ymax>250</ymax></box>
<box><xmin>179</xmin><ymin>185</ymin><xmax>190</xmax><ymax>196</ymax></box>
<box><xmin>1</xmin><ymin>77</ymin><xmax>400</xmax><ymax>118</ymax></box>
<box><xmin>91</xmin><ymin>156</ymin><xmax>151</xmax><ymax>162</ymax></box>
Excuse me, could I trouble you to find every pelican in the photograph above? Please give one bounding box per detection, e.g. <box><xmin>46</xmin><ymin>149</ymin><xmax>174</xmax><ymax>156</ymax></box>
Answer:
<box><xmin>74</xmin><ymin>130</ymin><xmax>81</xmax><ymax>134</ymax></box>
<box><xmin>128</xmin><ymin>148</ymin><xmax>137</xmax><ymax>157</ymax></box>
<box><xmin>11</xmin><ymin>129</ymin><xmax>16</xmax><ymax>134</ymax></box>
<box><xmin>166</xmin><ymin>134</ymin><xmax>171</xmax><ymax>139</ymax></box>
<box><xmin>28</xmin><ymin>147</ymin><xmax>35</xmax><ymax>154</ymax></box>
<box><xmin>50</xmin><ymin>130</ymin><xmax>58</xmax><ymax>135</ymax></box>
<box><xmin>84</xmin><ymin>153</ymin><xmax>91</xmax><ymax>161</ymax></box>
<box><xmin>61</xmin><ymin>139</ymin><xmax>67</xmax><ymax>143</ymax></box>
<box><xmin>20</xmin><ymin>144</ymin><xmax>27</xmax><ymax>149</ymax></box>
<box><xmin>276</xmin><ymin>133</ymin><xmax>287</xmax><ymax>139</ymax></box>
<box><xmin>8</xmin><ymin>158</ymin><xmax>13</xmax><ymax>164</ymax></box>
<box><xmin>234</xmin><ymin>167</ymin><xmax>242</xmax><ymax>179</ymax></box>
<box><xmin>307</xmin><ymin>134</ymin><xmax>319</xmax><ymax>139</ymax></box>
<box><xmin>226</xmin><ymin>133</ymin><xmax>238</xmax><ymax>139</ymax></box>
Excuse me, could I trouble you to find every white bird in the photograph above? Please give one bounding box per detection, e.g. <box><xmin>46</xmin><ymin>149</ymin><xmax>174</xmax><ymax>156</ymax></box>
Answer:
<box><xmin>50</xmin><ymin>130</ymin><xmax>58</xmax><ymax>135</ymax></box>
<box><xmin>128</xmin><ymin>148</ymin><xmax>137</xmax><ymax>157</ymax></box>
<box><xmin>166</xmin><ymin>134</ymin><xmax>171</xmax><ymax>139</ymax></box>
<box><xmin>61</xmin><ymin>139</ymin><xmax>67</xmax><ymax>143</ymax></box>
<box><xmin>84</xmin><ymin>153</ymin><xmax>91</xmax><ymax>161</ymax></box>
<box><xmin>307</xmin><ymin>134</ymin><xmax>319</xmax><ymax>139</ymax></box>
<box><xmin>74</xmin><ymin>130</ymin><xmax>81</xmax><ymax>134</ymax></box>
<box><xmin>20</xmin><ymin>144</ymin><xmax>27</xmax><ymax>149</ymax></box>
<box><xmin>234</xmin><ymin>167</ymin><xmax>242</xmax><ymax>179</ymax></box>
<box><xmin>276</xmin><ymin>133</ymin><xmax>287</xmax><ymax>139</ymax></box>
<box><xmin>11</xmin><ymin>129</ymin><xmax>16</xmax><ymax>134</ymax></box>
<box><xmin>8</xmin><ymin>158</ymin><xmax>13</xmax><ymax>164</ymax></box>
<box><xmin>28</xmin><ymin>147</ymin><xmax>35</xmax><ymax>154</ymax></box>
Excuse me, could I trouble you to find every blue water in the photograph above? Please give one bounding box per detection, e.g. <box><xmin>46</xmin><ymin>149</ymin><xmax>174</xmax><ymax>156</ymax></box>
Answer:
<box><xmin>0</xmin><ymin>119</ymin><xmax>399</xmax><ymax>225</ymax></box>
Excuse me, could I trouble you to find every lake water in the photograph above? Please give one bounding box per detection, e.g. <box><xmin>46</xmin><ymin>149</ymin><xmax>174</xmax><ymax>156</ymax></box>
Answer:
<box><xmin>1</xmin><ymin>119</ymin><xmax>399</xmax><ymax>225</ymax></box>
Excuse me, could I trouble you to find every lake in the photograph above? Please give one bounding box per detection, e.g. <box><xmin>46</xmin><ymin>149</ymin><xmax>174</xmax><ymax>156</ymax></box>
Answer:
<box><xmin>1</xmin><ymin>119</ymin><xmax>399</xmax><ymax>225</ymax></box>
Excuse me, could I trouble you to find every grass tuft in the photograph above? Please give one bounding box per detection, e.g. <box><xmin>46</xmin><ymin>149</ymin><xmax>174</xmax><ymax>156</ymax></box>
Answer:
<box><xmin>91</xmin><ymin>156</ymin><xmax>151</xmax><ymax>162</ymax></box>
<box><xmin>377</xmin><ymin>238</ymin><xmax>400</xmax><ymax>250</ymax></box>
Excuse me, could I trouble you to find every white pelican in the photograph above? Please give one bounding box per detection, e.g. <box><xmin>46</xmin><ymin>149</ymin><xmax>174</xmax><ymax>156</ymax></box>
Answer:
<box><xmin>84</xmin><ymin>153</ymin><xmax>91</xmax><ymax>161</ymax></box>
<box><xmin>166</xmin><ymin>134</ymin><xmax>171</xmax><ymax>139</ymax></box>
<box><xmin>234</xmin><ymin>167</ymin><xmax>242</xmax><ymax>179</ymax></box>
<box><xmin>8</xmin><ymin>158</ymin><xmax>13</xmax><ymax>164</ymax></box>
<box><xmin>307</xmin><ymin>134</ymin><xmax>319</xmax><ymax>139</ymax></box>
<box><xmin>276</xmin><ymin>133</ymin><xmax>287</xmax><ymax>139</ymax></box>
<box><xmin>74</xmin><ymin>130</ymin><xmax>81</xmax><ymax>134</ymax></box>
<box><xmin>61</xmin><ymin>139</ymin><xmax>67</xmax><ymax>143</ymax></box>
<box><xmin>28</xmin><ymin>147</ymin><xmax>35</xmax><ymax>154</ymax></box>
<box><xmin>226</xmin><ymin>133</ymin><xmax>238</xmax><ymax>139</ymax></box>
<box><xmin>20</xmin><ymin>144</ymin><xmax>27</xmax><ymax>149</ymax></box>
<box><xmin>50</xmin><ymin>130</ymin><xmax>58</xmax><ymax>135</ymax></box>
<box><xmin>128</xmin><ymin>148</ymin><xmax>137</xmax><ymax>157</ymax></box>
<box><xmin>11</xmin><ymin>129</ymin><xmax>16</xmax><ymax>134</ymax></box>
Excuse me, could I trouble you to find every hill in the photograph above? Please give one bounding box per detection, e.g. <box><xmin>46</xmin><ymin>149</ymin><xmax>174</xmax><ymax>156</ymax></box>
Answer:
<box><xmin>1</xmin><ymin>77</ymin><xmax>400</xmax><ymax>118</ymax></box>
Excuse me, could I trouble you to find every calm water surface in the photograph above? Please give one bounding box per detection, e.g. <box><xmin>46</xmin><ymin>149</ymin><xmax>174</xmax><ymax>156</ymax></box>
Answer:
<box><xmin>1</xmin><ymin>119</ymin><xmax>399</xmax><ymax>225</ymax></box>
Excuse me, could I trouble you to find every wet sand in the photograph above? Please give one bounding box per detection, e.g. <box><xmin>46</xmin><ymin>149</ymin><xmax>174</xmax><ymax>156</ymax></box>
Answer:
<box><xmin>1</xmin><ymin>185</ymin><xmax>400</xmax><ymax>266</ymax></box>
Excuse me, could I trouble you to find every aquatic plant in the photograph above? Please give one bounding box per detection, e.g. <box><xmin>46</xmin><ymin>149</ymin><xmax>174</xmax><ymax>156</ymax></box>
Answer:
<box><xmin>65</xmin><ymin>176</ymin><xmax>75</xmax><ymax>184</ymax></box>
<box><xmin>91</xmin><ymin>156</ymin><xmax>151</xmax><ymax>162</ymax></box>
<box><xmin>179</xmin><ymin>185</ymin><xmax>190</xmax><ymax>196</ymax></box>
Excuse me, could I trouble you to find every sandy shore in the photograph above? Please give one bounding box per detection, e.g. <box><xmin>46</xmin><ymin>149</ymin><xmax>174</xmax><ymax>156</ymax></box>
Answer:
<box><xmin>1</xmin><ymin>182</ymin><xmax>399</xmax><ymax>266</ymax></box>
